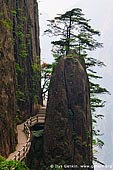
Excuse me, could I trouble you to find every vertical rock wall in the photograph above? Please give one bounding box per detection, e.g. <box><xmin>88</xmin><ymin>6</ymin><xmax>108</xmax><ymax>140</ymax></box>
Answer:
<box><xmin>0</xmin><ymin>0</ymin><xmax>40</xmax><ymax>157</ymax></box>
<box><xmin>0</xmin><ymin>1</ymin><xmax>17</xmax><ymax>157</ymax></box>
<box><xmin>44</xmin><ymin>54</ymin><xmax>93</xmax><ymax>169</ymax></box>
<box><xmin>12</xmin><ymin>0</ymin><xmax>41</xmax><ymax>120</ymax></box>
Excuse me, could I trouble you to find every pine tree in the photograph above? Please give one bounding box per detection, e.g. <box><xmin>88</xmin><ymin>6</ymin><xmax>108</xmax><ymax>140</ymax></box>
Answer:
<box><xmin>44</xmin><ymin>8</ymin><xmax>102</xmax><ymax>56</ymax></box>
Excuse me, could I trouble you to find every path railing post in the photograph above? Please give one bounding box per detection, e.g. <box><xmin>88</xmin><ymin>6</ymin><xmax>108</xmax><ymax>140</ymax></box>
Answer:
<box><xmin>18</xmin><ymin>151</ymin><xmax>20</xmax><ymax>161</ymax></box>
<box><xmin>14</xmin><ymin>155</ymin><xmax>16</xmax><ymax>161</ymax></box>
<box><xmin>23</xmin><ymin>145</ymin><xmax>25</xmax><ymax>156</ymax></box>
<box><xmin>37</xmin><ymin>115</ymin><xmax>38</xmax><ymax>123</ymax></box>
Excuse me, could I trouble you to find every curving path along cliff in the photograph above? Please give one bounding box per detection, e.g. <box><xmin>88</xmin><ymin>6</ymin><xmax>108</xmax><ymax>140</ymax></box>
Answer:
<box><xmin>7</xmin><ymin>106</ymin><xmax>45</xmax><ymax>161</ymax></box>
<box><xmin>7</xmin><ymin>123</ymin><xmax>27</xmax><ymax>160</ymax></box>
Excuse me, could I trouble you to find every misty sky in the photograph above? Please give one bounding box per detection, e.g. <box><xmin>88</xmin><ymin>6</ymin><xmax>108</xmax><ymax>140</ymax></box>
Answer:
<box><xmin>38</xmin><ymin>0</ymin><xmax>79</xmax><ymax>18</ymax></box>
<box><xmin>39</xmin><ymin>0</ymin><xmax>81</xmax><ymax>63</ymax></box>
<box><xmin>38</xmin><ymin>0</ymin><xmax>113</xmax><ymax>169</ymax></box>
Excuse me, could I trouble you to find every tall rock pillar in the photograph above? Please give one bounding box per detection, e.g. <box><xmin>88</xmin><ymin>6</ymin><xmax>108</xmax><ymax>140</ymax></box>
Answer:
<box><xmin>44</xmin><ymin>54</ymin><xmax>93</xmax><ymax>169</ymax></box>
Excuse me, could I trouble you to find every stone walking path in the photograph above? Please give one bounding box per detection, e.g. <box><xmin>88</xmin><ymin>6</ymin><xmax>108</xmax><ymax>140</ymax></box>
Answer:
<box><xmin>7</xmin><ymin>123</ymin><xmax>27</xmax><ymax>160</ymax></box>
<box><xmin>7</xmin><ymin>106</ymin><xmax>46</xmax><ymax>161</ymax></box>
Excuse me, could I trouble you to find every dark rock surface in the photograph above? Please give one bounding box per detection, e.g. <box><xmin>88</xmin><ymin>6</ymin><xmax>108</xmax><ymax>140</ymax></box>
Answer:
<box><xmin>12</xmin><ymin>0</ymin><xmax>41</xmax><ymax>120</ymax></box>
<box><xmin>44</xmin><ymin>54</ymin><xmax>93</xmax><ymax>168</ymax></box>
<box><xmin>0</xmin><ymin>1</ymin><xmax>17</xmax><ymax>157</ymax></box>
<box><xmin>25</xmin><ymin>124</ymin><xmax>44</xmax><ymax>170</ymax></box>
<box><xmin>0</xmin><ymin>0</ymin><xmax>40</xmax><ymax>157</ymax></box>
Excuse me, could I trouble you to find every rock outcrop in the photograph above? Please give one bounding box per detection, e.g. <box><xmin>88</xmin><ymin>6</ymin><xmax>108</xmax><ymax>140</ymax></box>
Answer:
<box><xmin>44</xmin><ymin>54</ymin><xmax>93</xmax><ymax>168</ymax></box>
<box><xmin>0</xmin><ymin>1</ymin><xmax>17</xmax><ymax>157</ymax></box>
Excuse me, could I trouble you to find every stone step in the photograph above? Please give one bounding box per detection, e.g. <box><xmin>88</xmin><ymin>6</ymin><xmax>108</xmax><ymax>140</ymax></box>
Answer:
<box><xmin>37</xmin><ymin>114</ymin><xmax>45</xmax><ymax>117</ymax></box>
<box><xmin>38</xmin><ymin>108</ymin><xmax>46</xmax><ymax>114</ymax></box>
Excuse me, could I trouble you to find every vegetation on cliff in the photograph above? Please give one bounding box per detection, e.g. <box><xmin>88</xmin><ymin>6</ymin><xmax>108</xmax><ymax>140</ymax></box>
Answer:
<box><xmin>0</xmin><ymin>0</ymin><xmax>41</xmax><ymax>159</ymax></box>
<box><xmin>11</xmin><ymin>0</ymin><xmax>41</xmax><ymax>120</ymax></box>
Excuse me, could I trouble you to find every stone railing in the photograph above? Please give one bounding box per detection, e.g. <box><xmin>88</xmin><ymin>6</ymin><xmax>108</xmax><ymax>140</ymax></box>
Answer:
<box><xmin>12</xmin><ymin>114</ymin><xmax>45</xmax><ymax>161</ymax></box>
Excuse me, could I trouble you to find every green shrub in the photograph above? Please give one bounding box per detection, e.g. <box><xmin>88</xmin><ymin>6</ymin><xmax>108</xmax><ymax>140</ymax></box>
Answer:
<box><xmin>0</xmin><ymin>156</ymin><xmax>29</xmax><ymax>170</ymax></box>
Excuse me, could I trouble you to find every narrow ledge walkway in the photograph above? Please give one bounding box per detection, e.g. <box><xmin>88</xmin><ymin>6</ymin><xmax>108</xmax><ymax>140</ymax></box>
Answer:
<box><xmin>7</xmin><ymin>123</ymin><xmax>27</xmax><ymax>160</ymax></box>
<box><xmin>7</xmin><ymin>106</ymin><xmax>46</xmax><ymax>161</ymax></box>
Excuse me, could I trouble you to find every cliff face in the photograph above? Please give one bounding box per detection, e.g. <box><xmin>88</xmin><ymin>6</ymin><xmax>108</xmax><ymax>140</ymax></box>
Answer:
<box><xmin>0</xmin><ymin>0</ymin><xmax>40</xmax><ymax>157</ymax></box>
<box><xmin>44</xmin><ymin>54</ymin><xmax>93</xmax><ymax>168</ymax></box>
<box><xmin>2</xmin><ymin>0</ymin><xmax>41</xmax><ymax>120</ymax></box>
<box><xmin>0</xmin><ymin>1</ymin><xmax>17</xmax><ymax>157</ymax></box>
<box><xmin>12</xmin><ymin>0</ymin><xmax>41</xmax><ymax>120</ymax></box>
